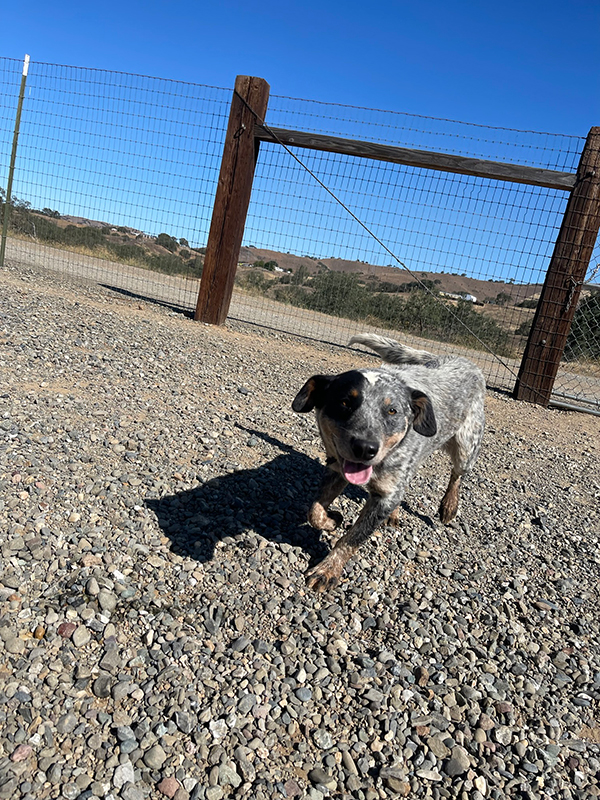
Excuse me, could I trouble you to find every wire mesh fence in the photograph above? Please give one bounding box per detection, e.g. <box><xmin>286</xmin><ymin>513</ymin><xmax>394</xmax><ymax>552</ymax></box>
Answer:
<box><xmin>241</xmin><ymin>97</ymin><xmax>599</xmax><ymax>409</ymax></box>
<box><xmin>552</xmin><ymin>247</ymin><xmax>600</xmax><ymax>411</ymax></box>
<box><xmin>1</xmin><ymin>57</ymin><xmax>599</xmax><ymax>411</ymax></box>
<box><xmin>0</xmin><ymin>57</ymin><xmax>230</xmax><ymax>312</ymax></box>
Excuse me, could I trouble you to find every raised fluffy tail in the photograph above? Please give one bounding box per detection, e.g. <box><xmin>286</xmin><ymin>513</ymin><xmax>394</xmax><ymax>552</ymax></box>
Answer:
<box><xmin>349</xmin><ymin>333</ymin><xmax>437</xmax><ymax>366</ymax></box>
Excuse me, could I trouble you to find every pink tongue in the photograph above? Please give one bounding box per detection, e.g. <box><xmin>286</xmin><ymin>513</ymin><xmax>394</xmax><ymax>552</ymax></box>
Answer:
<box><xmin>343</xmin><ymin>460</ymin><xmax>373</xmax><ymax>485</ymax></box>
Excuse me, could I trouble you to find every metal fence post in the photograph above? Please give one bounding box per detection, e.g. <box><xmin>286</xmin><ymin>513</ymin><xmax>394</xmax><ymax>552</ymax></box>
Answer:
<box><xmin>194</xmin><ymin>75</ymin><xmax>270</xmax><ymax>325</ymax></box>
<box><xmin>0</xmin><ymin>54</ymin><xmax>30</xmax><ymax>269</ymax></box>
<box><xmin>514</xmin><ymin>126</ymin><xmax>600</xmax><ymax>406</ymax></box>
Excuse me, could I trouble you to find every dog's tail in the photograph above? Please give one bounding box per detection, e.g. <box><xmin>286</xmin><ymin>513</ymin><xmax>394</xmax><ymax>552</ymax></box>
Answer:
<box><xmin>349</xmin><ymin>333</ymin><xmax>438</xmax><ymax>367</ymax></box>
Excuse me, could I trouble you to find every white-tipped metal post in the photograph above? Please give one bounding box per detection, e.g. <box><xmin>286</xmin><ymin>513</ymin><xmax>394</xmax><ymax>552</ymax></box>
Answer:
<box><xmin>0</xmin><ymin>54</ymin><xmax>30</xmax><ymax>268</ymax></box>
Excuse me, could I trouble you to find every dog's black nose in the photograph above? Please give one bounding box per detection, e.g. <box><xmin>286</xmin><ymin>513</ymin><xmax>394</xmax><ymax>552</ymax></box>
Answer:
<box><xmin>350</xmin><ymin>438</ymin><xmax>379</xmax><ymax>461</ymax></box>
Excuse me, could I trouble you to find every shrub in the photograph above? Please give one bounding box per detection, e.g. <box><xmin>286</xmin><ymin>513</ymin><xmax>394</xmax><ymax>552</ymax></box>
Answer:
<box><xmin>564</xmin><ymin>293</ymin><xmax>600</xmax><ymax>360</ymax></box>
<box><xmin>156</xmin><ymin>233</ymin><xmax>178</xmax><ymax>252</ymax></box>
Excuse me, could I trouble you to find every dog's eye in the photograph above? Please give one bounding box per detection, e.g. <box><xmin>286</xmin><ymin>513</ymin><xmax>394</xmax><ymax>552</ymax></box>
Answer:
<box><xmin>388</xmin><ymin>407</ymin><xmax>397</xmax><ymax>415</ymax></box>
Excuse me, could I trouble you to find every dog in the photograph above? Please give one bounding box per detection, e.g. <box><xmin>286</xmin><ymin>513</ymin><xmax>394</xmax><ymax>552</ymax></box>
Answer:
<box><xmin>292</xmin><ymin>333</ymin><xmax>485</xmax><ymax>592</ymax></box>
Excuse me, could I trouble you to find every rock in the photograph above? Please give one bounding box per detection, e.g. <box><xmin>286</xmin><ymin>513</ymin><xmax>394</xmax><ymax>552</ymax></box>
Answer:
<box><xmin>444</xmin><ymin>746</ymin><xmax>471</xmax><ymax>776</ymax></box>
<box><xmin>143</xmin><ymin>744</ymin><xmax>167</xmax><ymax>769</ymax></box>
<box><xmin>72</xmin><ymin>625</ymin><xmax>91</xmax><ymax>647</ymax></box>
<box><xmin>92</xmin><ymin>673</ymin><xmax>113</xmax><ymax>698</ymax></box>
<box><xmin>10</xmin><ymin>744</ymin><xmax>33</xmax><ymax>762</ymax></box>
<box><xmin>113</xmin><ymin>763</ymin><xmax>135</xmax><ymax>789</ymax></box>
<box><xmin>157</xmin><ymin>777</ymin><xmax>181</xmax><ymax>797</ymax></box>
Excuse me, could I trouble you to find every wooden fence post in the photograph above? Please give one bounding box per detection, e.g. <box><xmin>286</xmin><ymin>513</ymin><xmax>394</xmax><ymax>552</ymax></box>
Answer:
<box><xmin>514</xmin><ymin>127</ymin><xmax>600</xmax><ymax>406</ymax></box>
<box><xmin>194</xmin><ymin>75</ymin><xmax>270</xmax><ymax>325</ymax></box>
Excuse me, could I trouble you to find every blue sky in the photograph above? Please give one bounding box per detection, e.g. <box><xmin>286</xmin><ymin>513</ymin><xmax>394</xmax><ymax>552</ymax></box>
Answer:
<box><xmin>2</xmin><ymin>0</ymin><xmax>598</xmax><ymax>134</ymax></box>
<box><xmin>1</xmin><ymin>0</ymin><xmax>599</xmax><ymax>284</ymax></box>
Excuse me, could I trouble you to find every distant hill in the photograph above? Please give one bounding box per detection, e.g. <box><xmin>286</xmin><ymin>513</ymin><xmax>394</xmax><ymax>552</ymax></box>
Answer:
<box><xmin>239</xmin><ymin>245</ymin><xmax>544</xmax><ymax>305</ymax></box>
<box><xmin>14</xmin><ymin>205</ymin><xmax>600</xmax><ymax>310</ymax></box>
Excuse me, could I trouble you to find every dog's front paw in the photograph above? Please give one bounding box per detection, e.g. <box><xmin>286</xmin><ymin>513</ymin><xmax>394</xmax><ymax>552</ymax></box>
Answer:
<box><xmin>308</xmin><ymin>502</ymin><xmax>343</xmax><ymax>531</ymax></box>
<box><xmin>386</xmin><ymin>506</ymin><xmax>400</xmax><ymax>527</ymax></box>
<box><xmin>305</xmin><ymin>548</ymin><xmax>351</xmax><ymax>592</ymax></box>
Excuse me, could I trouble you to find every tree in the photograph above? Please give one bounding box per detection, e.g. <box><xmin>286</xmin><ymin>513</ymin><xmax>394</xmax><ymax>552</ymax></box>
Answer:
<box><xmin>157</xmin><ymin>233</ymin><xmax>178</xmax><ymax>252</ymax></box>
<box><xmin>493</xmin><ymin>292</ymin><xmax>513</xmax><ymax>306</ymax></box>
<box><xmin>292</xmin><ymin>264</ymin><xmax>308</xmax><ymax>285</ymax></box>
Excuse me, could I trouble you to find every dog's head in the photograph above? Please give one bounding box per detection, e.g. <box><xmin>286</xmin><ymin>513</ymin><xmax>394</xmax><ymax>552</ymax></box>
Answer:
<box><xmin>292</xmin><ymin>368</ymin><xmax>436</xmax><ymax>485</ymax></box>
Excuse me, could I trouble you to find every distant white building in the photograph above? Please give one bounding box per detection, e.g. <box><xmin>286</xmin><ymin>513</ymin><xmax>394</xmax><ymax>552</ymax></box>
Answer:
<box><xmin>440</xmin><ymin>291</ymin><xmax>477</xmax><ymax>303</ymax></box>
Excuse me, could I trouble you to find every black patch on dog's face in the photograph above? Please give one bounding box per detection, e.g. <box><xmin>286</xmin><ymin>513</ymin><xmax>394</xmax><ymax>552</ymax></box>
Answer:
<box><xmin>292</xmin><ymin>370</ymin><xmax>365</xmax><ymax>416</ymax></box>
<box><xmin>320</xmin><ymin>371</ymin><xmax>366</xmax><ymax>422</ymax></box>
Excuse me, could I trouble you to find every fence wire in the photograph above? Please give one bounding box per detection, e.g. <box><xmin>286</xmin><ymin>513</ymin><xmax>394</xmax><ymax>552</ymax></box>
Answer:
<box><xmin>242</xmin><ymin>97</ymin><xmax>599</xmax><ymax>408</ymax></box>
<box><xmin>1</xmin><ymin>57</ymin><xmax>598</xmax><ymax>411</ymax></box>
<box><xmin>0</xmin><ymin>57</ymin><xmax>230</xmax><ymax>312</ymax></box>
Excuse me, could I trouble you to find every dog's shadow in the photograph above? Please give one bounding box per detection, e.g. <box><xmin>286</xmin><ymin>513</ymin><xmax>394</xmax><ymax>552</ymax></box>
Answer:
<box><xmin>145</xmin><ymin>428</ymin><xmax>369</xmax><ymax>564</ymax></box>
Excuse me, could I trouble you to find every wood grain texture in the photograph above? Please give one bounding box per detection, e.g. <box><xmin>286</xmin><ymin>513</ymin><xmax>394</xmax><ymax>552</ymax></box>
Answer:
<box><xmin>515</xmin><ymin>127</ymin><xmax>600</xmax><ymax>406</ymax></box>
<box><xmin>195</xmin><ymin>76</ymin><xmax>270</xmax><ymax>325</ymax></box>
<box><xmin>256</xmin><ymin>126</ymin><xmax>577</xmax><ymax>190</ymax></box>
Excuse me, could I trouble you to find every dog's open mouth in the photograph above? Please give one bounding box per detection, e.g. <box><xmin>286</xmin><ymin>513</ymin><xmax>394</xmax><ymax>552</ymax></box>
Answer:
<box><xmin>342</xmin><ymin>460</ymin><xmax>373</xmax><ymax>485</ymax></box>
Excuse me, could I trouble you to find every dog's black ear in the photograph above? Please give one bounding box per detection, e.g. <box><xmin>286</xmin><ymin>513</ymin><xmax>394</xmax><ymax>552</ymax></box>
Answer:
<box><xmin>292</xmin><ymin>375</ymin><xmax>332</xmax><ymax>413</ymax></box>
<box><xmin>410</xmin><ymin>389</ymin><xmax>437</xmax><ymax>437</ymax></box>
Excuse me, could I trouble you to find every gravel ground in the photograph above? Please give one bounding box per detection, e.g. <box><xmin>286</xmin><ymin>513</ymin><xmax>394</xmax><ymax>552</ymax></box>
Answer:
<box><xmin>1</xmin><ymin>262</ymin><xmax>600</xmax><ymax>800</ymax></box>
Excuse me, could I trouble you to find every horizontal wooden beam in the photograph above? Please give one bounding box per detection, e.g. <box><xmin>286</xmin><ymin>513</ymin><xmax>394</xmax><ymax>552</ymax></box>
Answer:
<box><xmin>255</xmin><ymin>125</ymin><xmax>577</xmax><ymax>191</ymax></box>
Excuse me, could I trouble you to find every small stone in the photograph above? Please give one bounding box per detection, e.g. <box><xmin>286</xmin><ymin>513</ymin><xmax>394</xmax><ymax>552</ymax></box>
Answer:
<box><xmin>444</xmin><ymin>746</ymin><xmax>470</xmax><ymax>776</ymax></box>
<box><xmin>416</xmin><ymin>769</ymin><xmax>442</xmax><ymax>782</ymax></box>
<box><xmin>494</xmin><ymin>726</ymin><xmax>513</xmax><ymax>745</ymax></box>
<box><xmin>218</xmin><ymin>763</ymin><xmax>241</xmax><ymax>788</ymax></box>
<box><xmin>57</xmin><ymin>713</ymin><xmax>79</xmax><ymax>735</ymax></box>
<box><xmin>72</xmin><ymin>625</ymin><xmax>91</xmax><ymax>647</ymax></box>
<box><xmin>381</xmin><ymin>766</ymin><xmax>410</xmax><ymax>792</ymax></box>
<box><xmin>113</xmin><ymin>763</ymin><xmax>135</xmax><ymax>789</ymax></box>
<box><xmin>173</xmin><ymin>710</ymin><xmax>194</xmax><ymax>734</ymax></box>
<box><xmin>209</xmin><ymin>719</ymin><xmax>228</xmax><ymax>742</ymax></box>
<box><xmin>364</xmin><ymin>688</ymin><xmax>384</xmax><ymax>703</ymax></box>
<box><xmin>415</xmin><ymin>665</ymin><xmax>430</xmax><ymax>686</ymax></box>
<box><xmin>478</xmin><ymin>712</ymin><xmax>495</xmax><ymax>731</ymax></box>
<box><xmin>98</xmin><ymin>589</ymin><xmax>118</xmax><ymax>612</ymax></box>
<box><xmin>514</xmin><ymin>739</ymin><xmax>528</xmax><ymax>757</ymax></box>
<box><xmin>58</xmin><ymin>622</ymin><xmax>77</xmax><ymax>638</ymax></box>
<box><xmin>115</xmin><ymin>725</ymin><xmax>136</xmax><ymax>742</ymax></box>
<box><xmin>121</xmin><ymin>785</ymin><xmax>145</xmax><ymax>800</ymax></box>
<box><xmin>157</xmin><ymin>777</ymin><xmax>180</xmax><ymax>797</ymax></box>
<box><xmin>10</xmin><ymin>743</ymin><xmax>33</xmax><ymax>762</ymax></box>
<box><xmin>4</xmin><ymin>634</ymin><xmax>25</xmax><ymax>654</ymax></box>
<box><xmin>427</xmin><ymin>736</ymin><xmax>450</xmax><ymax>759</ymax></box>
<box><xmin>143</xmin><ymin>744</ymin><xmax>167</xmax><ymax>769</ymax></box>
<box><xmin>92</xmin><ymin>673</ymin><xmax>113</xmax><ymax>698</ymax></box>
<box><xmin>312</xmin><ymin>729</ymin><xmax>333</xmax><ymax>749</ymax></box>
<box><xmin>308</xmin><ymin>767</ymin><xmax>331</xmax><ymax>785</ymax></box>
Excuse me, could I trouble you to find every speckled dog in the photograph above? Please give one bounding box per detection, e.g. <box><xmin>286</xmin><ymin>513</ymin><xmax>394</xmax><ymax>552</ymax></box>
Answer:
<box><xmin>292</xmin><ymin>334</ymin><xmax>486</xmax><ymax>592</ymax></box>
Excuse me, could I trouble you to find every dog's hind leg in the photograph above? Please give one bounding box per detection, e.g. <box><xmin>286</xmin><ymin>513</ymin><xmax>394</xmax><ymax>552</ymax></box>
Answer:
<box><xmin>308</xmin><ymin>468</ymin><xmax>348</xmax><ymax>531</ymax></box>
<box><xmin>439</xmin><ymin>407</ymin><xmax>484</xmax><ymax>524</ymax></box>
<box><xmin>439</xmin><ymin>468</ymin><xmax>462</xmax><ymax>524</ymax></box>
